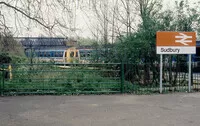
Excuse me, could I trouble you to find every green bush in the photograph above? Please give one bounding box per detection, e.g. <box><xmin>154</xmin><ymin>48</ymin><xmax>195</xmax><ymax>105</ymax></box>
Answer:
<box><xmin>0</xmin><ymin>53</ymin><xmax>12</xmax><ymax>64</ymax></box>
<box><xmin>10</xmin><ymin>55</ymin><xmax>27</xmax><ymax>64</ymax></box>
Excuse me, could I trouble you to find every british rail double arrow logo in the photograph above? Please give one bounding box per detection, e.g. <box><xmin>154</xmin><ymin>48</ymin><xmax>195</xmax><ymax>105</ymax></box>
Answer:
<box><xmin>175</xmin><ymin>33</ymin><xmax>193</xmax><ymax>46</ymax></box>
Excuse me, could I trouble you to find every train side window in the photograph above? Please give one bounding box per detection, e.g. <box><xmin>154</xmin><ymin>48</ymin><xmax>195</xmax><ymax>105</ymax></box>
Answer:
<box><xmin>39</xmin><ymin>52</ymin><xmax>43</xmax><ymax>57</ymax></box>
<box><xmin>52</xmin><ymin>51</ymin><xmax>55</xmax><ymax>57</ymax></box>
<box><xmin>47</xmin><ymin>52</ymin><xmax>50</xmax><ymax>57</ymax></box>
<box><xmin>60</xmin><ymin>52</ymin><xmax>63</xmax><ymax>57</ymax></box>
<box><xmin>44</xmin><ymin>52</ymin><xmax>47</xmax><ymax>57</ymax></box>
<box><xmin>55</xmin><ymin>52</ymin><xmax>58</xmax><ymax>57</ymax></box>
<box><xmin>59</xmin><ymin>52</ymin><xmax>63</xmax><ymax>57</ymax></box>
<box><xmin>80</xmin><ymin>54</ymin><xmax>84</xmax><ymax>57</ymax></box>
<box><xmin>81</xmin><ymin>51</ymin><xmax>86</xmax><ymax>57</ymax></box>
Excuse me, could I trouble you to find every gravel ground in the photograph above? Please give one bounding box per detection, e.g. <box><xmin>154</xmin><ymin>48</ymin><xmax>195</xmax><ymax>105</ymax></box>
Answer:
<box><xmin>0</xmin><ymin>93</ymin><xmax>200</xmax><ymax>126</ymax></box>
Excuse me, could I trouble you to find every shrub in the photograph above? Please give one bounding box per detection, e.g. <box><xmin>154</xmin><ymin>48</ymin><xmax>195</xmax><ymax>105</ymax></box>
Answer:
<box><xmin>0</xmin><ymin>53</ymin><xmax>12</xmax><ymax>64</ymax></box>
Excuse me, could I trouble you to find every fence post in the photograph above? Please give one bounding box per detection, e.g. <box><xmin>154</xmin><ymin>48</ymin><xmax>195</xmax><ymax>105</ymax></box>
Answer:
<box><xmin>0</xmin><ymin>66</ymin><xmax>2</xmax><ymax>96</ymax></box>
<box><xmin>1</xmin><ymin>65</ymin><xmax>5</xmax><ymax>96</ymax></box>
<box><xmin>121</xmin><ymin>62</ymin><xmax>125</xmax><ymax>93</ymax></box>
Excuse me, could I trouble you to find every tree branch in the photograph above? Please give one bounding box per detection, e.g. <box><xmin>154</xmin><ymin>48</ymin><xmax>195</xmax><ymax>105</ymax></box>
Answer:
<box><xmin>0</xmin><ymin>1</ymin><xmax>50</xmax><ymax>30</ymax></box>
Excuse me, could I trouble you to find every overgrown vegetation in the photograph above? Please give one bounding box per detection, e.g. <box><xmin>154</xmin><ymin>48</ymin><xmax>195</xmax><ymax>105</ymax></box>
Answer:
<box><xmin>0</xmin><ymin>33</ymin><xmax>27</xmax><ymax>64</ymax></box>
<box><xmin>2</xmin><ymin>64</ymin><xmax>122</xmax><ymax>95</ymax></box>
<box><xmin>102</xmin><ymin>0</ymin><xmax>200</xmax><ymax>88</ymax></box>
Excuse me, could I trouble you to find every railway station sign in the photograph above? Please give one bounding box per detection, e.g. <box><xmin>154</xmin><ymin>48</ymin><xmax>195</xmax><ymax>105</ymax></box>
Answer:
<box><xmin>156</xmin><ymin>32</ymin><xmax>196</xmax><ymax>54</ymax></box>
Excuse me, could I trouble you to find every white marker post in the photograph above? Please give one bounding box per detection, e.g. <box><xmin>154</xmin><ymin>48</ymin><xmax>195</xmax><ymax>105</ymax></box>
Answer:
<box><xmin>188</xmin><ymin>54</ymin><xmax>191</xmax><ymax>92</ymax></box>
<box><xmin>160</xmin><ymin>54</ymin><xmax>163</xmax><ymax>93</ymax></box>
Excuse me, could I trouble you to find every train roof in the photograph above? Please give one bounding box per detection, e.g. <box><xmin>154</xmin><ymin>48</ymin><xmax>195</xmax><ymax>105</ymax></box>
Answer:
<box><xmin>17</xmin><ymin>37</ymin><xmax>68</xmax><ymax>49</ymax></box>
<box><xmin>32</xmin><ymin>49</ymin><xmax>65</xmax><ymax>52</ymax></box>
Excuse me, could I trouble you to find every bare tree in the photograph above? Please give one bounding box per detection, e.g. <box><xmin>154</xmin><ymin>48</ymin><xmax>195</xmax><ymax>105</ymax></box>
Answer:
<box><xmin>82</xmin><ymin>0</ymin><xmax>140</xmax><ymax>45</ymax></box>
<box><xmin>0</xmin><ymin>0</ymin><xmax>83</xmax><ymax>37</ymax></box>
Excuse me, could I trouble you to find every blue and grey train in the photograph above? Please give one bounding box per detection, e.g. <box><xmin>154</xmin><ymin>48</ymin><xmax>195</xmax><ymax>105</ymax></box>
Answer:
<box><xmin>24</xmin><ymin>48</ymin><xmax>95</xmax><ymax>63</ymax></box>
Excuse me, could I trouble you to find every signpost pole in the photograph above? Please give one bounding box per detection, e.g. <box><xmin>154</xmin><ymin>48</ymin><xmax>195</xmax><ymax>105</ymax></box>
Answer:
<box><xmin>188</xmin><ymin>54</ymin><xmax>191</xmax><ymax>92</ymax></box>
<box><xmin>160</xmin><ymin>54</ymin><xmax>163</xmax><ymax>93</ymax></box>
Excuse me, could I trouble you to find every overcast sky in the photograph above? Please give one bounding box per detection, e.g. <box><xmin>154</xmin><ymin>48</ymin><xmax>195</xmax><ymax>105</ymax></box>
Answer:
<box><xmin>2</xmin><ymin>0</ymin><xmax>199</xmax><ymax>38</ymax></box>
